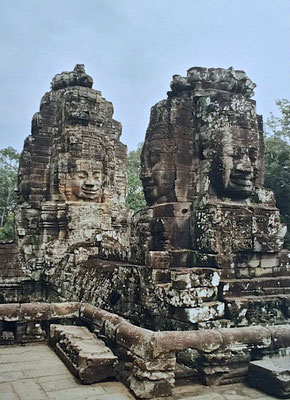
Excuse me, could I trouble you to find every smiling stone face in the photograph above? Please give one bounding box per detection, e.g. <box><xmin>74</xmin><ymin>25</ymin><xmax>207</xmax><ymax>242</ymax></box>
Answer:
<box><xmin>140</xmin><ymin>96</ymin><xmax>198</xmax><ymax>206</ymax></box>
<box><xmin>69</xmin><ymin>160</ymin><xmax>103</xmax><ymax>202</ymax></box>
<box><xmin>210</xmin><ymin>126</ymin><xmax>259</xmax><ymax>199</ymax></box>
<box><xmin>140</xmin><ymin>138</ymin><xmax>176</xmax><ymax>206</ymax></box>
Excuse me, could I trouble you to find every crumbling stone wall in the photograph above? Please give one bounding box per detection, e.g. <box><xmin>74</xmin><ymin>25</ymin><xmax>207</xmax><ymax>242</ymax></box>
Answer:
<box><xmin>0</xmin><ymin>240</ymin><xmax>46</xmax><ymax>303</ymax></box>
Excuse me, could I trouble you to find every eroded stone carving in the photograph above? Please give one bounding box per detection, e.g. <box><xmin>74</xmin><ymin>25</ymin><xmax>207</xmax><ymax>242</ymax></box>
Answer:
<box><xmin>2</xmin><ymin>65</ymin><xmax>290</xmax><ymax>400</ymax></box>
<box><xmin>2</xmin><ymin>64</ymin><xmax>290</xmax><ymax>334</ymax></box>
<box><xmin>132</xmin><ymin>66</ymin><xmax>289</xmax><ymax>329</ymax></box>
<box><xmin>14</xmin><ymin>64</ymin><xmax>130</xmax><ymax>281</ymax></box>
<box><xmin>140</xmin><ymin>96</ymin><xmax>198</xmax><ymax>206</ymax></box>
<box><xmin>63</xmin><ymin>159</ymin><xmax>103</xmax><ymax>202</ymax></box>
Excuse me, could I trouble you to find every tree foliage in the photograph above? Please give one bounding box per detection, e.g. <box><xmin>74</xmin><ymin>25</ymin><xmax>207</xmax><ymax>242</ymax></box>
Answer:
<box><xmin>0</xmin><ymin>147</ymin><xmax>19</xmax><ymax>239</ymax></box>
<box><xmin>126</xmin><ymin>142</ymin><xmax>146</xmax><ymax>213</ymax></box>
<box><xmin>264</xmin><ymin>99</ymin><xmax>290</xmax><ymax>249</ymax></box>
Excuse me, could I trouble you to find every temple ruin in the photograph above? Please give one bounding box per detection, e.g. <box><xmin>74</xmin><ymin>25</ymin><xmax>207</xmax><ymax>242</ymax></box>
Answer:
<box><xmin>0</xmin><ymin>65</ymin><xmax>289</xmax><ymax>399</ymax></box>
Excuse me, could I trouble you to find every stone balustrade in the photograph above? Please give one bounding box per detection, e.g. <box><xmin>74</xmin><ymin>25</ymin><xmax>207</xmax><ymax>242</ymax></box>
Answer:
<box><xmin>0</xmin><ymin>302</ymin><xmax>290</xmax><ymax>398</ymax></box>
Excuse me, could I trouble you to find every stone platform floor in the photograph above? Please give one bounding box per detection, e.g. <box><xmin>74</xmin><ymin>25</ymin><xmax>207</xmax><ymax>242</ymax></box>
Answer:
<box><xmin>0</xmin><ymin>343</ymin><xmax>280</xmax><ymax>400</ymax></box>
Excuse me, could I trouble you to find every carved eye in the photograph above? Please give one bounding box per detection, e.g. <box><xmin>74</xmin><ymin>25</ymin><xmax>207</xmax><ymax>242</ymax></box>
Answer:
<box><xmin>93</xmin><ymin>171</ymin><xmax>101</xmax><ymax>179</ymax></box>
<box><xmin>77</xmin><ymin>171</ymin><xmax>88</xmax><ymax>179</ymax></box>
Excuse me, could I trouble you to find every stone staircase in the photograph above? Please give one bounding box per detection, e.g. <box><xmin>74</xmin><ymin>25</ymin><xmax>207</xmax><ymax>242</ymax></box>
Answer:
<box><xmin>49</xmin><ymin>324</ymin><xmax>118</xmax><ymax>384</ymax></box>
<box><xmin>221</xmin><ymin>276</ymin><xmax>290</xmax><ymax>297</ymax></box>
<box><xmin>145</xmin><ymin>249</ymin><xmax>290</xmax><ymax>328</ymax></box>
<box><xmin>221</xmin><ymin>275</ymin><xmax>290</xmax><ymax>326</ymax></box>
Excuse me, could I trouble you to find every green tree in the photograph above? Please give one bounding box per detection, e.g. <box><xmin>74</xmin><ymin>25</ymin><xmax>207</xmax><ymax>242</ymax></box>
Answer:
<box><xmin>126</xmin><ymin>142</ymin><xmax>146</xmax><ymax>213</ymax></box>
<box><xmin>264</xmin><ymin>99</ymin><xmax>290</xmax><ymax>249</ymax></box>
<box><xmin>0</xmin><ymin>147</ymin><xmax>20</xmax><ymax>239</ymax></box>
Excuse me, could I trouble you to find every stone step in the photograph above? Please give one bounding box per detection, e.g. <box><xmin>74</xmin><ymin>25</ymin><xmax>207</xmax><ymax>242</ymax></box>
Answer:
<box><xmin>169</xmin><ymin>250</ymin><xmax>218</xmax><ymax>268</ymax></box>
<box><xmin>249</xmin><ymin>356</ymin><xmax>290</xmax><ymax>398</ymax></box>
<box><xmin>221</xmin><ymin>277</ymin><xmax>290</xmax><ymax>297</ymax></box>
<box><xmin>171</xmin><ymin>301</ymin><xmax>225</xmax><ymax>324</ymax></box>
<box><xmin>225</xmin><ymin>294</ymin><xmax>290</xmax><ymax>303</ymax></box>
<box><xmin>224</xmin><ymin>294</ymin><xmax>290</xmax><ymax>325</ymax></box>
<box><xmin>49</xmin><ymin>324</ymin><xmax>118</xmax><ymax>384</ymax></box>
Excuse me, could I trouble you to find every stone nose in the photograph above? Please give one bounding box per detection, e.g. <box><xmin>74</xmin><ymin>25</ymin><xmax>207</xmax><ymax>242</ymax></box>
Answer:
<box><xmin>84</xmin><ymin>174</ymin><xmax>96</xmax><ymax>186</ymax></box>
<box><xmin>235</xmin><ymin>154</ymin><xmax>253</xmax><ymax>174</ymax></box>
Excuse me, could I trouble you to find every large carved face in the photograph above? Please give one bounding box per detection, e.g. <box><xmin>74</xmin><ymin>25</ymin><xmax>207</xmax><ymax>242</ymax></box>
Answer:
<box><xmin>210</xmin><ymin>127</ymin><xmax>259</xmax><ymax>199</ymax></box>
<box><xmin>68</xmin><ymin>160</ymin><xmax>103</xmax><ymax>201</ymax></box>
<box><xmin>140</xmin><ymin>139</ymin><xmax>176</xmax><ymax>205</ymax></box>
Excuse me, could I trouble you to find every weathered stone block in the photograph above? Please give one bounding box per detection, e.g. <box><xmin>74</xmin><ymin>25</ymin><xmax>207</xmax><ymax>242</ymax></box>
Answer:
<box><xmin>0</xmin><ymin>304</ymin><xmax>20</xmax><ymax>321</ymax></box>
<box><xmin>170</xmin><ymin>270</ymin><xmax>191</xmax><ymax>289</ymax></box>
<box><xmin>219</xmin><ymin>326</ymin><xmax>271</xmax><ymax>351</ymax></box>
<box><xmin>163</xmin><ymin>287</ymin><xmax>217</xmax><ymax>307</ymax></box>
<box><xmin>51</xmin><ymin>302</ymin><xmax>80</xmax><ymax>318</ymax></box>
<box><xmin>171</xmin><ymin>267</ymin><xmax>220</xmax><ymax>289</ymax></box>
<box><xmin>225</xmin><ymin>296</ymin><xmax>289</xmax><ymax>325</ymax></box>
<box><xmin>134</xmin><ymin>356</ymin><xmax>176</xmax><ymax>372</ymax></box>
<box><xmin>146</xmin><ymin>251</ymin><xmax>170</xmax><ymax>269</ymax></box>
<box><xmin>128</xmin><ymin>375</ymin><xmax>174</xmax><ymax>399</ymax></box>
<box><xmin>268</xmin><ymin>325</ymin><xmax>290</xmax><ymax>349</ymax></box>
<box><xmin>115</xmin><ymin>322</ymin><xmax>155</xmax><ymax>359</ymax></box>
<box><xmin>50</xmin><ymin>324</ymin><xmax>118</xmax><ymax>384</ymax></box>
<box><xmin>249</xmin><ymin>356</ymin><xmax>290</xmax><ymax>398</ymax></box>
<box><xmin>20</xmin><ymin>303</ymin><xmax>53</xmax><ymax>321</ymax></box>
<box><xmin>169</xmin><ymin>250</ymin><xmax>218</xmax><ymax>268</ymax></box>
<box><xmin>171</xmin><ymin>301</ymin><xmax>225</xmax><ymax>324</ymax></box>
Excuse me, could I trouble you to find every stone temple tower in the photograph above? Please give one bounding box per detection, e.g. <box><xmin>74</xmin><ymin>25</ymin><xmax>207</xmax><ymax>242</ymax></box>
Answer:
<box><xmin>133</xmin><ymin>67</ymin><xmax>289</xmax><ymax>329</ymax></box>
<box><xmin>15</xmin><ymin>65</ymin><xmax>130</xmax><ymax>281</ymax></box>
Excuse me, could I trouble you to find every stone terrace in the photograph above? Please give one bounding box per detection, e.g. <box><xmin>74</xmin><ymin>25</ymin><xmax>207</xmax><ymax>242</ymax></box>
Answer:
<box><xmin>0</xmin><ymin>343</ymin><xmax>280</xmax><ymax>400</ymax></box>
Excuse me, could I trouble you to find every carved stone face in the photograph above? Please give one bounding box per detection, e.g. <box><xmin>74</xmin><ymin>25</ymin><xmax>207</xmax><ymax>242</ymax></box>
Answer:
<box><xmin>140</xmin><ymin>140</ymin><xmax>176</xmax><ymax>205</ymax></box>
<box><xmin>210</xmin><ymin>127</ymin><xmax>259</xmax><ymax>199</ymax></box>
<box><xmin>69</xmin><ymin>160</ymin><xmax>103</xmax><ymax>201</ymax></box>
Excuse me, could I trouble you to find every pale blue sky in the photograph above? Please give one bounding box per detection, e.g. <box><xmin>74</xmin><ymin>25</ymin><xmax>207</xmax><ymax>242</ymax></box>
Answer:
<box><xmin>0</xmin><ymin>0</ymin><xmax>289</xmax><ymax>152</ymax></box>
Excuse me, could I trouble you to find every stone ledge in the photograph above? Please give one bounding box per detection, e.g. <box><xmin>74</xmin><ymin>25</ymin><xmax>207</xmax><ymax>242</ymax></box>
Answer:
<box><xmin>0</xmin><ymin>302</ymin><xmax>290</xmax><ymax>356</ymax></box>
<box><xmin>0</xmin><ymin>302</ymin><xmax>80</xmax><ymax>321</ymax></box>
<box><xmin>249</xmin><ymin>356</ymin><xmax>290</xmax><ymax>398</ymax></box>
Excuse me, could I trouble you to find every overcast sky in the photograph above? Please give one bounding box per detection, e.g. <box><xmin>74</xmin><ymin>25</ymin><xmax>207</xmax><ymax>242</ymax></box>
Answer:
<box><xmin>1</xmin><ymin>0</ymin><xmax>289</xmax><ymax>153</ymax></box>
